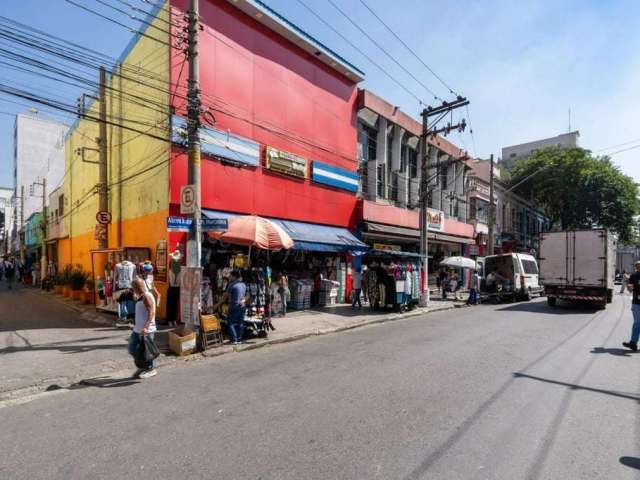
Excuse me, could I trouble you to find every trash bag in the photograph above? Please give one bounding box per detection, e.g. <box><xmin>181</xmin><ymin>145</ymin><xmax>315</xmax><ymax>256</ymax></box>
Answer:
<box><xmin>134</xmin><ymin>335</ymin><xmax>160</xmax><ymax>368</ymax></box>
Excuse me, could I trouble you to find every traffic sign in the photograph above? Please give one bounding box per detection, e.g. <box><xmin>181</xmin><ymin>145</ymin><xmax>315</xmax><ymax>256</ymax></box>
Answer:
<box><xmin>180</xmin><ymin>184</ymin><xmax>196</xmax><ymax>214</ymax></box>
<box><xmin>96</xmin><ymin>211</ymin><xmax>112</xmax><ymax>225</ymax></box>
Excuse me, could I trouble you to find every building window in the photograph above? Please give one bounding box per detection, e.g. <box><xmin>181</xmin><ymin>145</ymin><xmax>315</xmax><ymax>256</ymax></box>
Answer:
<box><xmin>408</xmin><ymin>148</ymin><xmax>418</xmax><ymax>178</ymax></box>
<box><xmin>358</xmin><ymin>123</ymin><xmax>377</xmax><ymax>162</ymax></box>
<box><xmin>377</xmin><ymin>163</ymin><xmax>386</xmax><ymax>198</ymax></box>
<box><xmin>510</xmin><ymin>153</ymin><xmax>517</xmax><ymax>158</ymax></box>
<box><xmin>441</xmin><ymin>165</ymin><xmax>448</xmax><ymax>190</ymax></box>
<box><xmin>58</xmin><ymin>194</ymin><xmax>64</xmax><ymax>216</ymax></box>
<box><xmin>469</xmin><ymin>197</ymin><xmax>489</xmax><ymax>224</ymax></box>
<box><xmin>389</xmin><ymin>172</ymin><xmax>398</xmax><ymax>201</ymax></box>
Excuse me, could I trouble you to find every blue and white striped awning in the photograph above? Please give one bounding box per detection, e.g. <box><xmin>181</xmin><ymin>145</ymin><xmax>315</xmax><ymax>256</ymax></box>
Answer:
<box><xmin>311</xmin><ymin>161</ymin><xmax>358</xmax><ymax>193</ymax></box>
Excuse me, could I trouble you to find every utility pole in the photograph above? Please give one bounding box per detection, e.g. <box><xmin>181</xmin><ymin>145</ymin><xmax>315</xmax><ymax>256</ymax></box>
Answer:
<box><xmin>419</xmin><ymin>96</ymin><xmax>469</xmax><ymax>306</ymax></box>
<box><xmin>19</xmin><ymin>185</ymin><xmax>25</xmax><ymax>266</ymax></box>
<box><xmin>184</xmin><ymin>0</ymin><xmax>202</xmax><ymax>328</ymax></box>
<box><xmin>40</xmin><ymin>178</ymin><xmax>47</xmax><ymax>283</ymax></box>
<box><xmin>488</xmin><ymin>154</ymin><xmax>495</xmax><ymax>255</ymax></box>
<box><xmin>98</xmin><ymin>66</ymin><xmax>109</xmax><ymax>249</ymax></box>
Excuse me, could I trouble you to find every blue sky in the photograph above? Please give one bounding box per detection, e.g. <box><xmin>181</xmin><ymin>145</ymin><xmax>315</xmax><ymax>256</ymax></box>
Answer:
<box><xmin>1</xmin><ymin>0</ymin><xmax>640</xmax><ymax>188</ymax></box>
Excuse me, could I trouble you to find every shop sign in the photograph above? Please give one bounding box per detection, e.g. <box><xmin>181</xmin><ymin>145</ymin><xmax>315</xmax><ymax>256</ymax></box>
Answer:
<box><xmin>167</xmin><ymin>216</ymin><xmax>193</xmax><ymax>232</ymax></box>
<box><xmin>180</xmin><ymin>184</ymin><xmax>196</xmax><ymax>214</ymax></box>
<box><xmin>94</xmin><ymin>223</ymin><xmax>107</xmax><ymax>241</ymax></box>
<box><xmin>427</xmin><ymin>208</ymin><xmax>444</xmax><ymax>232</ymax></box>
<box><xmin>171</xmin><ymin>115</ymin><xmax>259</xmax><ymax>167</ymax></box>
<box><xmin>265</xmin><ymin>146</ymin><xmax>308</xmax><ymax>179</ymax></box>
<box><xmin>180</xmin><ymin>266</ymin><xmax>202</xmax><ymax>327</ymax></box>
<box><xmin>373</xmin><ymin>243</ymin><xmax>401</xmax><ymax>251</ymax></box>
<box><xmin>201</xmin><ymin>218</ymin><xmax>228</xmax><ymax>231</ymax></box>
<box><xmin>311</xmin><ymin>161</ymin><xmax>358</xmax><ymax>193</ymax></box>
<box><xmin>155</xmin><ymin>240</ymin><xmax>167</xmax><ymax>282</ymax></box>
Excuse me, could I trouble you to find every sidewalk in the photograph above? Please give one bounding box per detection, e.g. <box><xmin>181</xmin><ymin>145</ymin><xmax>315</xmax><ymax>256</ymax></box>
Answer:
<box><xmin>0</xmin><ymin>286</ymin><xmax>463</xmax><ymax>401</ymax></box>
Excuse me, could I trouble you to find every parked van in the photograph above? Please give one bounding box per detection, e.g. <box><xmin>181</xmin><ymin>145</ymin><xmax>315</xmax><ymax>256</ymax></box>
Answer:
<box><xmin>482</xmin><ymin>253</ymin><xmax>543</xmax><ymax>302</ymax></box>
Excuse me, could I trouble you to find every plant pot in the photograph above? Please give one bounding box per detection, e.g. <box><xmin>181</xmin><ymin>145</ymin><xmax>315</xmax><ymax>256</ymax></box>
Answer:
<box><xmin>72</xmin><ymin>289</ymin><xmax>83</xmax><ymax>301</ymax></box>
<box><xmin>54</xmin><ymin>285</ymin><xmax>63</xmax><ymax>295</ymax></box>
<box><xmin>62</xmin><ymin>285</ymin><xmax>72</xmax><ymax>297</ymax></box>
<box><xmin>83</xmin><ymin>290</ymin><xmax>95</xmax><ymax>305</ymax></box>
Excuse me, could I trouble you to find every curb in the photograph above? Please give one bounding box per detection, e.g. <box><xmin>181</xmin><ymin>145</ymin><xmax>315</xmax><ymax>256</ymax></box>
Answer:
<box><xmin>1</xmin><ymin>300</ymin><xmax>460</xmax><ymax>405</ymax></box>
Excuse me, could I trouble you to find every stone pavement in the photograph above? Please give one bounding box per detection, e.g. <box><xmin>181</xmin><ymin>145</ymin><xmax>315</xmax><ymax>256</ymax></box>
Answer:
<box><xmin>0</xmin><ymin>281</ymin><xmax>462</xmax><ymax>401</ymax></box>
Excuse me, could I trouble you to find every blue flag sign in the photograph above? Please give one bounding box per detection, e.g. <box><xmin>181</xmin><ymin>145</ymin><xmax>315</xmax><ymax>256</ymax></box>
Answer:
<box><xmin>167</xmin><ymin>217</ymin><xmax>228</xmax><ymax>232</ymax></box>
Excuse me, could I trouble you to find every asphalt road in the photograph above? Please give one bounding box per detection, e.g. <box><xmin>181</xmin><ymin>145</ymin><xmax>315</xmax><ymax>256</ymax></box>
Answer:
<box><xmin>1</xmin><ymin>294</ymin><xmax>639</xmax><ymax>479</ymax></box>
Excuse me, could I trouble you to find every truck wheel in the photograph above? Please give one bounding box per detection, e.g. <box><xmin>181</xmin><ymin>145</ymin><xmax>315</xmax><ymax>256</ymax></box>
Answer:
<box><xmin>523</xmin><ymin>289</ymin><xmax>531</xmax><ymax>302</ymax></box>
<box><xmin>547</xmin><ymin>297</ymin><xmax>557</xmax><ymax>307</ymax></box>
<box><xmin>606</xmin><ymin>290</ymin><xmax>613</xmax><ymax>304</ymax></box>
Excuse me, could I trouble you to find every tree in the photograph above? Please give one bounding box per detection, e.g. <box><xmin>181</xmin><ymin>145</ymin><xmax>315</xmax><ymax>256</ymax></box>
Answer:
<box><xmin>510</xmin><ymin>147</ymin><xmax>640</xmax><ymax>241</ymax></box>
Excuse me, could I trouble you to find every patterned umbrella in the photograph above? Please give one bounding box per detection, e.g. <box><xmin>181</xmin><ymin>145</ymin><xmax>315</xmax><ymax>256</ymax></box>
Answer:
<box><xmin>208</xmin><ymin>215</ymin><xmax>294</xmax><ymax>250</ymax></box>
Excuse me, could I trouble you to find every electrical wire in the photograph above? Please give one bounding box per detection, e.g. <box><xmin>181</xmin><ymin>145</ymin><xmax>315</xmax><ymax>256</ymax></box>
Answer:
<box><xmin>294</xmin><ymin>0</ymin><xmax>424</xmax><ymax>105</ymax></box>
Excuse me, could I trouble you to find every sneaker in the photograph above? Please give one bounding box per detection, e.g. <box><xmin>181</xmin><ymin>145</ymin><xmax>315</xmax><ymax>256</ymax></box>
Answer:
<box><xmin>138</xmin><ymin>369</ymin><xmax>157</xmax><ymax>379</ymax></box>
<box><xmin>622</xmin><ymin>342</ymin><xmax>638</xmax><ymax>352</ymax></box>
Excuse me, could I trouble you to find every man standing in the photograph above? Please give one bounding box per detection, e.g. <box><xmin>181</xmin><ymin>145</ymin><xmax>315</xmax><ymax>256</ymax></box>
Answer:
<box><xmin>351</xmin><ymin>269</ymin><xmax>362</xmax><ymax>309</ymax></box>
<box><xmin>128</xmin><ymin>278</ymin><xmax>158</xmax><ymax>378</ymax></box>
<box><xmin>623</xmin><ymin>261</ymin><xmax>640</xmax><ymax>351</ymax></box>
<box><xmin>215</xmin><ymin>269</ymin><xmax>247</xmax><ymax>345</ymax></box>
<box><xmin>467</xmin><ymin>269</ymin><xmax>479</xmax><ymax>306</ymax></box>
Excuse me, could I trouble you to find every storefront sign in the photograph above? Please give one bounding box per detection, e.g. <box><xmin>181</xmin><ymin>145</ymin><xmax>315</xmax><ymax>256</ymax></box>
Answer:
<box><xmin>265</xmin><ymin>146</ymin><xmax>308</xmax><ymax>179</ymax></box>
<box><xmin>373</xmin><ymin>243</ymin><xmax>401</xmax><ymax>251</ymax></box>
<box><xmin>167</xmin><ymin>216</ymin><xmax>192</xmax><ymax>232</ymax></box>
<box><xmin>427</xmin><ymin>208</ymin><xmax>444</xmax><ymax>232</ymax></box>
<box><xmin>171</xmin><ymin>115</ymin><xmax>260</xmax><ymax>167</ymax></box>
<box><xmin>180</xmin><ymin>266</ymin><xmax>202</xmax><ymax>327</ymax></box>
<box><xmin>155</xmin><ymin>240</ymin><xmax>167</xmax><ymax>282</ymax></box>
<box><xmin>201</xmin><ymin>218</ymin><xmax>228</xmax><ymax>231</ymax></box>
<box><xmin>311</xmin><ymin>161</ymin><xmax>358</xmax><ymax>192</ymax></box>
<box><xmin>180</xmin><ymin>184</ymin><xmax>196</xmax><ymax>214</ymax></box>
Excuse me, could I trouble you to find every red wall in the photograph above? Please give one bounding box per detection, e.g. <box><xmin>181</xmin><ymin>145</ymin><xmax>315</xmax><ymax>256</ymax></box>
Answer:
<box><xmin>169</xmin><ymin>0</ymin><xmax>359</xmax><ymax>227</ymax></box>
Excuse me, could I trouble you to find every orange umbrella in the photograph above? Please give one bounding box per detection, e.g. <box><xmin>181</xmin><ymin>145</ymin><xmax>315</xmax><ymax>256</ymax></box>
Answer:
<box><xmin>208</xmin><ymin>215</ymin><xmax>294</xmax><ymax>250</ymax></box>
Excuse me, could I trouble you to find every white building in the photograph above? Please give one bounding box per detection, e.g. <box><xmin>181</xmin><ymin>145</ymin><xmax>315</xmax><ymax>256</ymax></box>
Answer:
<box><xmin>0</xmin><ymin>187</ymin><xmax>12</xmax><ymax>252</ymax></box>
<box><xmin>502</xmin><ymin>131</ymin><xmax>580</xmax><ymax>166</ymax></box>
<box><xmin>13</xmin><ymin>112</ymin><xmax>68</xmax><ymax>233</ymax></box>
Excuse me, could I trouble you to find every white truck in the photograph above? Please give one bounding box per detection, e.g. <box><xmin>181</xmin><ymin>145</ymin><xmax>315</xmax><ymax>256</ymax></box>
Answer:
<box><xmin>539</xmin><ymin>229</ymin><xmax>616</xmax><ymax>309</ymax></box>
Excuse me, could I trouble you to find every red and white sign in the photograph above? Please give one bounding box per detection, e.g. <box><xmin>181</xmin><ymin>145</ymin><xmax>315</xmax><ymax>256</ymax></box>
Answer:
<box><xmin>180</xmin><ymin>184</ymin><xmax>196</xmax><ymax>214</ymax></box>
<box><xmin>96</xmin><ymin>211</ymin><xmax>112</xmax><ymax>225</ymax></box>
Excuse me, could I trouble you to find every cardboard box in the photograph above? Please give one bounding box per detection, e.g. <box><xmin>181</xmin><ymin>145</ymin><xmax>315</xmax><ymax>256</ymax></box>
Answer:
<box><xmin>169</xmin><ymin>328</ymin><xmax>197</xmax><ymax>356</ymax></box>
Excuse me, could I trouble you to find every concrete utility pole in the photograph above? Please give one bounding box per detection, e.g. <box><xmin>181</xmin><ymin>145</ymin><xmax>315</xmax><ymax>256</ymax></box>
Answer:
<box><xmin>20</xmin><ymin>185</ymin><xmax>25</xmax><ymax>265</ymax></box>
<box><xmin>488</xmin><ymin>154</ymin><xmax>495</xmax><ymax>255</ymax></box>
<box><xmin>40</xmin><ymin>177</ymin><xmax>46</xmax><ymax>283</ymax></box>
<box><xmin>98</xmin><ymin>66</ymin><xmax>109</xmax><ymax>249</ymax></box>
<box><xmin>419</xmin><ymin>97</ymin><xmax>469</xmax><ymax>306</ymax></box>
<box><xmin>187</xmin><ymin>0</ymin><xmax>202</xmax><ymax>270</ymax></box>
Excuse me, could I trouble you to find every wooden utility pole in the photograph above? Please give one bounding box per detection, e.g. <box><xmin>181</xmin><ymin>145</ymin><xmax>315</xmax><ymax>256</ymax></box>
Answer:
<box><xmin>98</xmin><ymin>66</ymin><xmax>109</xmax><ymax>249</ymax></box>
<box><xmin>186</xmin><ymin>0</ymin><xmax>202</xmax><ymax>271</ymax></box>
<box><xmin>488</xmin><ymin>154</ymin><xmax>495</xmax><ymax>255</ymax></box>
<box><xmin>419</xmin><ymin>97</ymin><xmax>469</xmax><ymax>306</ymax></box>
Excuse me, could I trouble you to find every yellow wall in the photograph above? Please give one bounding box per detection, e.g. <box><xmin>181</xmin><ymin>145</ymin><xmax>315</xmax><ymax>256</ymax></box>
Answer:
<box><xmin>59</xmin><ymin>3</ymin><xmax>171</xmax><ymax>316</ymax></box>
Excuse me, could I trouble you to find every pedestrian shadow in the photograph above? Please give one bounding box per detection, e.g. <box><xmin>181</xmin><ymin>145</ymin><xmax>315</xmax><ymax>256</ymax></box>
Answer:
<box><xmin>591</xmin><ymin>347</ymin><xmax>638</xmax><ymax>357</ymax></box>
<box><xmin>496</xmin><ymin>302</ymin><xmax>598</xmax><ymax>315</ymax></box>
<box><xmin>74</xmin><ymin>376</ymin><xmax>140</xmax><ymax>389</ymax></box>
<box><xmin>513</xmin><ymin>372</ymin><xmax>640</xmax><ymax>402</ymax></box>
<box><xmin>620</xmin><ymin>456</ymin><xmax>640</xmax><ymax>470</ymax></box>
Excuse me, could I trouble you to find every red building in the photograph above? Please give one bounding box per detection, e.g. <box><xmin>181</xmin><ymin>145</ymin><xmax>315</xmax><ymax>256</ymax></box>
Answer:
<box><xmin>168</xmin><ymin>0</ymin><xmax>366</xmax><ymax>252</ymax></box>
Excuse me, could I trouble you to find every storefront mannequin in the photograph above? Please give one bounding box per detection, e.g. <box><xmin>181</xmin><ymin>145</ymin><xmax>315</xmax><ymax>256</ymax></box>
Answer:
<box><xmin>166</xmin><ymin>248</ymin><xmax>182</xmax><ymax>326</ymax></box>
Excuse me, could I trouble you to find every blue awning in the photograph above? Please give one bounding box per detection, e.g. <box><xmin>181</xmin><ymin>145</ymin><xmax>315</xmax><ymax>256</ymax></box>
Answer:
<box><xmin>203</xmin><ymin>210</ymin><xmax>368</xmax><ymax>253</ymax></box>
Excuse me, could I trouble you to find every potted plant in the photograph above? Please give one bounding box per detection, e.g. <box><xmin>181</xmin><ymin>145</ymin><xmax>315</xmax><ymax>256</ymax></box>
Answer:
<box><xmin>83</xmin><ymin>278</ymin><xmax>95</xmax><ymax>305</ymax></box>
<box><xmin>61</xmin><ymin>265</ymin><xmax>73</xmax><ymax>297</ymax></box>
<box><xmin>53</xmin><ymin>273</ymin><xmax>64</xmax><ymax>295</ymax></box>
<box><xmin>70</xmin><ymin>266</ymin><xmax>87</xmax><ymax>301</ymax></box>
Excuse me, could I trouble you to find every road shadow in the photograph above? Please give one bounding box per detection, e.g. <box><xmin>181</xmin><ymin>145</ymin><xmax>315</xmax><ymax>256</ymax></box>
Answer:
<box><xmin>591</xmin><ymin>347</ymin><xmax>638</xmax><ymax>357</ymax></box>
<box><xmin>495</xmin><ymin>302</ymin><xmax>598</xmax><ymax>315</ymax></box>
<box><xmin>0</xmin><ymin>343</ymin><xmax>125</xmax><ymax>355</ymax></box>
<box><xmin>620</xmin><ymin>456</ymin><xmax>640</xmax><ymax>470</ymax></box>
<box><xmin>513</xmin><ymin>372</ymin><xmax>640</xmax><ymax>402</ymax></box>
<box><xmin>75</xmin><ymin>376</ymin><xmax>140</xmax><ymax>389</ymax></box>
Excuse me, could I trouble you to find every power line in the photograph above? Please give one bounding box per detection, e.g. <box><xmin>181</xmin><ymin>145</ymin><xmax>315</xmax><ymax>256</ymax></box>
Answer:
<box><xmin>294</xmin><ymin>0</ymin><xmax>424</xmax><ymax>105</ymax></box>
<box><xmin>326</xmin><ymin>0</ymin><xmax>441</xmax><ymax>102</ymax></box>
<box><xmin>358</xmin><ymin>0</ymin><xmax>459</xmax><ymax>97</ymax></box>
<box><xmin>595</xmin><ymin>137</ymin><xmax>640</xmax><ymax>153</ymax></box>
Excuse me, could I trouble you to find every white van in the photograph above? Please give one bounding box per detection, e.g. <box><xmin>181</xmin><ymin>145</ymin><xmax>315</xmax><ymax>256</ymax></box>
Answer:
<box><xmin>482</xmin><ymin>253</ymin><xmax>543</xmax><ymax>301</ymax></box>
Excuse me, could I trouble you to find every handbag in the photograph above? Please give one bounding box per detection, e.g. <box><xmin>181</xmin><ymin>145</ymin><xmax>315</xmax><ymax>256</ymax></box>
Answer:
<box><xmin>134</xmin><ymin>335</ymin><xmax>160</xmax><ymax>368</ymax></box>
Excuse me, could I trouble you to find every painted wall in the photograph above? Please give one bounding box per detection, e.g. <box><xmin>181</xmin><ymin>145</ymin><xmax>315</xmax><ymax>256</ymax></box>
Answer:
<box><xmin>60</xmin><ymin>2</ymin><xmax>171</xmax><ymax>273</ymax></box>
<box><xmin>168</xmin><ymin>0</ymin><xmax>360</xmax><ymax>228</ymax></box>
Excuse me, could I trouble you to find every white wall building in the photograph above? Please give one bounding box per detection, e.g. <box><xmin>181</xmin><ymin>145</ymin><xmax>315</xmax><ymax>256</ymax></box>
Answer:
<box><xmin>0</xmin><ymin>187</ymin><xmax>12</xmax><ymax>252</ymax></box>
<box><xmin>501</xmin><ymin>131</ymin><xmax>580</xmax><ymax>165</ymax></box>
<box><xmin>13</xmin><ymin>112</ymin><xmax>68</xmax><ymax>233</ymax></box>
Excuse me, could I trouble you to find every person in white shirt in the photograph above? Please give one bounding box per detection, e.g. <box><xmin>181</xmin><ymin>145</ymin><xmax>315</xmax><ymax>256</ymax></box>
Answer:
<box><xmin>127</xmin><ymin>278</ymin><xmax>158</xmax><ymax>379</ymax></box>
<box><xmin>351</xmin><ymin>270</ymin><xmax>362</xmax><ymax>309</ymax></box>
